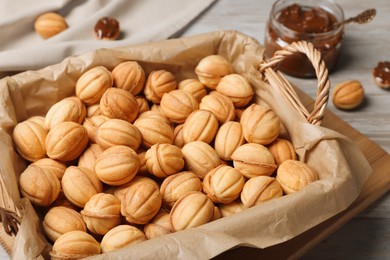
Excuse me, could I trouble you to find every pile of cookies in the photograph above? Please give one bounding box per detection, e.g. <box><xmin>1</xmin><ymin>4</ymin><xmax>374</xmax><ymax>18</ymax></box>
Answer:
<box><xmin>12</xmin><ymin>55</ymin><xmax>318</xmax><ymax>258</ymax></box>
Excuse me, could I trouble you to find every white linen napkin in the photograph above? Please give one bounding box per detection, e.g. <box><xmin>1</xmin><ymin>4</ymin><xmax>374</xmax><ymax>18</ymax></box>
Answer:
<box><xmin>0</xmin><ymin>0</ymin><xmax>216</xmax><ymax>74</ymax></box>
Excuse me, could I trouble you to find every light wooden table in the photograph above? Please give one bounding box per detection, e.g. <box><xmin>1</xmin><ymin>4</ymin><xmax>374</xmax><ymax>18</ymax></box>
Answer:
<box><xmin>0</xmin><ymin>1</ymin><xmax>388</xmax><ymax>259</ymax></box>
<box><xmin>179</xmin><ymin>0</ymin><xmax>390</xmax><ymax>259</ymax></box>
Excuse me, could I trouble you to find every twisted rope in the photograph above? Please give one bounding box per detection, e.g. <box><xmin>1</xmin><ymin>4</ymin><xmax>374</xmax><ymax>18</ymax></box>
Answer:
<box><xmin>259</xmin><ymin>41</ymin><xmax>330</xmax><ymax>126</ymax></box>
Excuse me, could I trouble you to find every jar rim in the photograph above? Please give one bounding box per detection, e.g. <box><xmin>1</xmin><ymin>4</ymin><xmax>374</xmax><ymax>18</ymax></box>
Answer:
<box><xmin>270</xmin><ymin>0</ymin><xmax>345</xmax><ymax>38</ymax></box>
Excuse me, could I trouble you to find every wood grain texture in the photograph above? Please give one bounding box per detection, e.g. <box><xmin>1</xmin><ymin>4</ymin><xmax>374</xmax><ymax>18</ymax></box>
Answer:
<box><xmin>179</xmin><ymin>0</ymin><xmax>390</xmax><ymax>258</ymax></box>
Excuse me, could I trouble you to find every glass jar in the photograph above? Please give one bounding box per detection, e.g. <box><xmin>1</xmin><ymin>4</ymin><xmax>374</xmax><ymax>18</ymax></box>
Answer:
<box><xmin>264</xmin><ymin>0</ymin><xmax>344</xmax><ymax>78</ymax></box>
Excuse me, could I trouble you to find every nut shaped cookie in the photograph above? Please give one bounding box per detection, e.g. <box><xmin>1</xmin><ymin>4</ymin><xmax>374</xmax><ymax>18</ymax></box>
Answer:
<box><xmin>182</xmin><ymin>109</ymin><xmax>219</xmax><ymax>144</ymax></box>
<box><xmin>114</xmin><ymin>176</ymin><xmax>159</xmax><ymax>202</ymax></box>
<box><xmin>95</xmin><ymin>118</ymin><xmax>141</xmax><ymax>151</ymax></box>
<box><xmin>34</xmin><ymin>12</ymin><xmax>68</xmax><ymax>39</ymax></box>
<box><xmin>50</xmin><ymin>230</ymin><xmax>101</xmax><ymax>259</ymax></box>
<box><xmin>43</xmin><ymin>206</ymin><xmax>86</xmax><ymax>242</ymax></box>
<box><xmin>94</xmin><ymin>145</ymin><xmax>139</xmax><ymax>186</ymax></box>
<box><xmin>135</xmin><ymin>96</ymin><xmax>150</xmax><ymax>114</ymax></box>
<box><xmin>240</xmin><ymin>104</ymin><xmax>280</xmax><ymax>145</ymax></box>
<box><xmin>203</xmin><ymin>165</ymin><xmax>245</xmax><ymax>204</ymax></box>
<box><xmin>170</xmin><ymin>191</ymin><xmax>214</xmax><ymax>231</ymax></box>
<box><xmin>12</xmin><ymin>119</ymin><xmax>48</xmax><ymax>162</ymax></box>
<box><xmin>195</xmin><ymin>55</ymin><xmax>233</xmax><ymax>89</ymax></box>
<box><xmin>112</xmin><ymin>61</ymin><xmax>146</xmax><ymax>95</ymax></box>
<box><xmin>240</xmin><ymin>176</ymin><xmax>283</xmax><ymax>208</ymax></box>
<box><xmin>134</xmin><ymin>116</ymin><xmax>174</xmax><ymax>148</ymax></box>
<box><xmin>45</xmin><ymin>122</ymin><xmax>89</xmax><ymax>161</ymax></box>
<box><xmin>173</xmin><ymin>124</ymin><xmax>185</xmax><ymax>148</ymax></box>
<box><xmin>82</xmin><ymin>115</ymin><xmax>109</xmax><ymax>143</ymax></box>
<box><xmin>61</xmin><ymin>166</ymin><xmax>103</xmax><ymax>208</ymax></box>
<box><xmin>199</xmin><ymin>91</ymin><xmax>235</xmax><ymax>124</ymax></box>
<box><xmin>75</xmin><ymin>66</ymin><xmax>113</xmax><ymax>105</ymax></box>
<box><xmin>332</xmin><ymin>80</ymin><xmax>365</xmax><ymax>110</ymax></box>
<box><xmin>182</xmin><ymin>141</ymin><xmax>221</xmax><ymax>179</ymax></box>
<box><xmin>81</xmin><ymin>193</ymin><xmax>121</xmax><ymax>235</ymax></box>
<box><xmin>33</xmin><ymin>158</ymin><xmax>66</xmax><ymax>180</ymax></box>
<box><xmin>101</xmin><ymin>225</ymin><xmax>147</xmax><ymax>253</ymax></box>
<box><xmin>160</xmin><ymin>171</ymin><xmax>202</xmax><ymax>208</ymax></box>
<box><xmin>19</xmin><ymin>164</ymin><xmax>60</xmax><ymax>206</ymax></box>
<box><xmin>160</xmin><ymin>90</ymin><xmax>199</xmax><ymax>124</ymax></box>
<box><xmin>276</xmin><ymin>160</ymin><xmax>319</xmax><ymax>194</ymax></box>
<box><xmin>121</xmin><ymin>178</ymin><xmax>162</xmax><ymax>224</ymax></box>
<box><xmin>100</xmin><ymin>88</ymin><xmax>139</xmax><ymax>123</ymax></box>
<box><xmin>218</xmin><ymin>200</ymin><xmax>245</xmax><ymax>217</ymax></box>
<box><xmin>145</xmin><ymin>143</ymin><xmax>185</xmax><ymax>178</ymax></box>
<box><xmin>78</xmin><ymin>144</ymin><xmax>103</xmax><ymax>171</ymax></box>
<box><xmin>216</xmin><ymin>74</ymin><xmax>254</xmax><ymax>107</ymax></box>
<box><xmin>267</xmin><ymin>138</ymin><xmax>297</xmax><ymax>166</ymax></box>
<box><xmin>178</xmin><ymin>79</ymin><xmax>207</xmax><ymax>102</ymax></box>
<box><xmin>144</xmin><ymin>212</ymin><xmax>173</xmax><ymax>239</ymax></box>
<box><xmin>232</xmin><ymin>143</ymin><xmax>277</xmax><ymax>178</ymax></box>
<box><xmin>214</xmin><ymin>121</ymin><xmax>245</xmax><ymax>160</ymax></box>
<box><xmin>144</xmin><ymin>70</ymin><xmax>177</xmax><ymax>104</ymax></box>
<box><xmin>45</xmin><ymin>96</ymin><xmax>86</xmax><ymax>129</ymax></box>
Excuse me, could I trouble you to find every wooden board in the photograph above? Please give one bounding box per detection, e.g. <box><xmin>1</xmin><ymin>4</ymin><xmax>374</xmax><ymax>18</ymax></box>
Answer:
<box><xmin>213</xmin><ymin>88</ymin><xmax>390</xmax><ymax>259</ymax></box>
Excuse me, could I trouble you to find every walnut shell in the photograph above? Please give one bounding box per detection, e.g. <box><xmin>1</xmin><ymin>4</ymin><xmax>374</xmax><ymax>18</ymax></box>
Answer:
<box><xmin>199</xmin><ymin>91</ymin><xmax>235</xmax><ymax>124</ymax></box>
<box><xmin>133</xmin><ymin>116</ymin><xmax>174</xmax><ymax>148</ymax></box>
<box><xmin>95</xmin><ymin>118</ymin><xmax>141</xmax><ymax>151</ymax></box>
<box><xmin>101</xmin><ymin>225</ymin><xmax>147</xmax><ymax>253</ymax></box>
<box><xmin>332</xmin><ymin>80</ymin><xmax>365</xmax><ymax>110</ymax></box>
<box><xmin>240</xmin><ymin>176</ymin><xmax>283</xmax><ymax>208</ymax></box>
<box><xmin>45</xmin><ymin>122</ymin><xmax>89</xmax><ymax>161</ymax></box>
<box><xmin>43</xmin><ymin>206</ymin><xmax>86</xmax><ymax>242</ymax></box>
<box><xmin>218</xmin><ymin>200</ymin><xmax>245</xmax><ymax>217</ymax></box>
<box><xmin>78</xmin><ymin>144</ymin><xmax>103</xmax><ymax>171</ymax></box>
<box><xmin>145</xmin><ymin>143</ymin><xmax>185</xmax><ymax>178</ymax></box>
<box><xmin>135</xmin><ymin>96</ymin><xmax>150</xmax><ymax>114</ymax></box>
<box><xmin>182</xmin><ymin>141</ymin><xmax>221</xmax><ymax>179</ymax></box>
<box><xmin>160</xmin><ymin>90</ymin><xmax>199</xmax><ymax>124</ymax></box>
<box><xmin>45</xmin><ymin>96</ymin><xmax>86</xmax><ymax>129</ymax></box>
<box><xmin>144</xmin><ymin>212</ymin><xmax>173</xmax><ymax>240</ymax></box>
<box><xmin>95</xmin><ymin>145</ymin><xmax>139</xmax><ymax>186</ymax></box>
<box><xmin>216</xmin><ymin>74</ymin><xmax>254</xmax><ymax>107</ymax></box>
<box><xmin>33</xmin><ymin>158</ymin><xmax>66</xmax><ymax>180</ymax></box>
<box><xmin>267</xmin><ymin>138</ymin><xmax>297</xmax><ymax>166</ymax></box>
<box><xmin>34</xmin><ymin>12</ymin><xmax>68</xmax><ymax>39</ymax></box>
<box><xmin>100</xmin><ymin>88</ymin><xmax>139</xmax><ymax>123</ymax></box>
<box><xmin>231</xmin><ymin>143</ymin><xmax>277</xmax><ymax>178</ymax></box>
<box><xmin>240</xmin><ymin>104</ymin><xmax>280</xmax><ymax>145</ymax></box>
<box><xmin>12</xmin><ymin>118</ymin><xmax>48</xmax><ymax>162</ymax></box>
<box><xmin>50</xmin><ymin>230</ymin><xmax>100</xmax><ymax>259</ymax></box>
<box><xmin>120</xmin><ymin>178</ymin><xmax>162</xmax><ymax>224</ymax></box>
<box><xmin>144</xmin><ymin>70</ymin><xmax>177</xmax><ymax>104</ymax></box>
<box><xmin>214</xmin><ymin>121</ymin><xmax>245</xmax><ymax>160</ymax></box>
<box><xmin>19</xmin><ymin>164</ymin><xmax>60</xmax><ymax>206</ymax></box>
<box><xmin>178</xmin><ymin>79</ymin><xmax>207</xmax><ymax>102</ymax></box>
<box><xmin>81</xmin><ymin>193</ymin><xmax>121</xmax><ymax>235</ymax></box>
<box><xmin>195</xmin><ymin>55</ymin><xmax>233</xmax><ymax>89</ymax></box>
<box><xmin>75</xmin><ymin>66</ymin><xmax>113</xmax><ymax>105</ymax></box>
<box><xmin>182</xmin><ymin>109</ymin><xmax>219</xmax><ymax>144</ymax></box>
<box><xmin>170</xmin><ymin>191</ymin><xmax>214</xmax><ymax>231</ymax></box>
<box><xmin>82</xmin><ymin>115</ymin><xmax>109</xmax><ymax>143</ymax></box>
<box><xmin>276</xmin><ymin>160</ymin><xmax>319</xmax><ymax>194</ymax></box>
<box><xmin>160</xmin><ymin>171</ymin><xmax>202</xmax><ymax>208</ymax></box>
<box><xmin>61</xmin><ymin>166</ymin><xmax>103</xmax><ymax>208</ymax></box>
<box><xmin>112</xmin><ymin>61</ymin><xmax>146</xmax><ymax>95</ymax></box>
<box><xmin>203</xmin><ymin>165</ymin><xmax>245</xmax><ymax>204</ymax></box>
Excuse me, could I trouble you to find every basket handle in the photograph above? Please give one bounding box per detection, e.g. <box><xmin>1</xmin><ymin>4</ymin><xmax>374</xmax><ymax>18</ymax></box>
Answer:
<box><xmin>259</xmin><ymin>41</ymin><xmax>330</xmax><ymax>126</ymax></box>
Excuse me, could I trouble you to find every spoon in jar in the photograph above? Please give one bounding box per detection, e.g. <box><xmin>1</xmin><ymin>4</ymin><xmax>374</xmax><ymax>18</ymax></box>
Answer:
<box><xmin>335</xmin><ymin>8</ymin><xmax>376</xmax><ymax>28</ymax></box>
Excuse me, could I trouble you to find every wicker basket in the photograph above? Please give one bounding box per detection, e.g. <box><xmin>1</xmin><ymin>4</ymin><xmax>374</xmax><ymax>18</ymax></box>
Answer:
<box><xmin>0</xmin><ymin>34</ymin><xmax>331</xmax><ymax>258</ymax></box>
